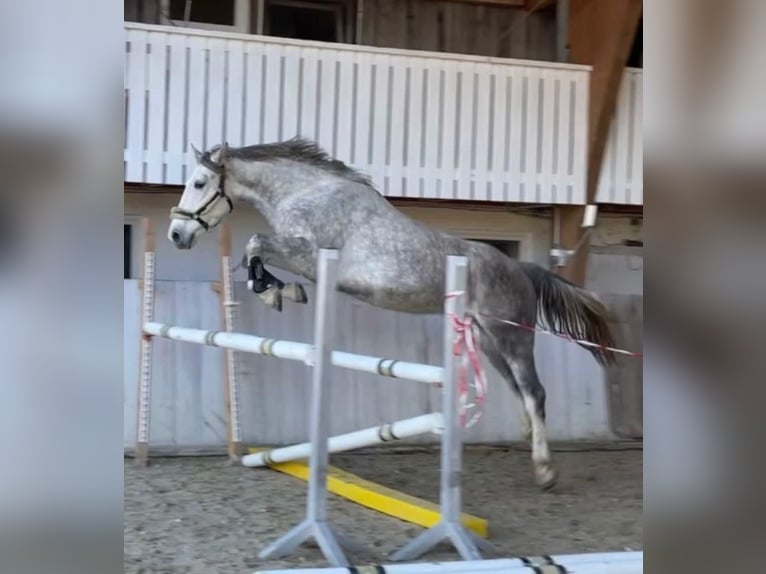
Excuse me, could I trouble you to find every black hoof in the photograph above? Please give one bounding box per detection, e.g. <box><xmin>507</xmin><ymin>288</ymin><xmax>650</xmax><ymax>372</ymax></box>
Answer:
<box><xmin>248</xmin><ymin>256</ymin><xmax>284</xmax><ymax>294</ymax></box>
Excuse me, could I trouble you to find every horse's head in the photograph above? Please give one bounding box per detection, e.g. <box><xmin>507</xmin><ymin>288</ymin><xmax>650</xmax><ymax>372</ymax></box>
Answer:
<box><xmin>168</xmin><ymin>143</ymin><xmax>233</xmax><ymax>249</ymax></box>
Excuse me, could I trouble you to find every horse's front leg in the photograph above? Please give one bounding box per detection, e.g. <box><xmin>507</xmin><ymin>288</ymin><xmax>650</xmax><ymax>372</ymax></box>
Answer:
<box><xmin>245</xmin><ymin>234</ymin><xmax>315</xmax><ymax>311</ymax></box>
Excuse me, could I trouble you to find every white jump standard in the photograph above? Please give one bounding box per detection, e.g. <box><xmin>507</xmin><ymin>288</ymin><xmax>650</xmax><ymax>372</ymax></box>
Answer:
<box><xmin>141</xmin><ymin>250</ymin><xmax>495</xmax><ymax>566</ymax></box>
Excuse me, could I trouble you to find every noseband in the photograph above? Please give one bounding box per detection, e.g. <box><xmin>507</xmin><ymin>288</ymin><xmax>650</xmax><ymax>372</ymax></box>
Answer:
<box><xmin>170</xmin><ymin>153</ymin><xmax>233</xmax><ymax>231</ymax></box>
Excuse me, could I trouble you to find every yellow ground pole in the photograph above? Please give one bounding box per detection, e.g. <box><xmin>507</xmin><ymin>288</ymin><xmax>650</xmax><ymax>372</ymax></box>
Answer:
<box><xmin>247</xmin><ymin>448</ymin><xmax>489</xmax><ymax>538</ymax></box>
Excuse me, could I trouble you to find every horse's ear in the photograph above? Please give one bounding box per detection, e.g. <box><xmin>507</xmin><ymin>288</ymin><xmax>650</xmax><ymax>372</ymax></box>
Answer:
<box><xmin>190</xmin><ymin>144</ymin><xmax>203</xmax><ymax>163</ymax></box>
<box><xmin>218</xmin><ymin>142</ymin><xmax>229</xmax><ymax>163</ymax></box>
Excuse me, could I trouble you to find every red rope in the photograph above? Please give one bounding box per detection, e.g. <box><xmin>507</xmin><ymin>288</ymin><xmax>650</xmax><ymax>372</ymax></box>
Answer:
<box><xmin>478</xmin><ymin>314</ymin><xmax>644</xmax><ymax>358</ymax></box>
<box><xmin>445</xmin><ymin>291</ymin><xmax>643</xmax><ymax>359</ymax></box>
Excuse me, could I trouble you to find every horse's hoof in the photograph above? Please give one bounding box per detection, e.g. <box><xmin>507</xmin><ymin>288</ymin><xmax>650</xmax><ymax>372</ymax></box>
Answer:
<box><xmin>535</xmin><ymin>464</ymin><xmax>558</xmax><ymax>491</ymax></box>
<box><xmin>257</xmin><ymin>286</ymin><xmax>283</xmax><ymax>312</ymax></box>
<box><xmin>282</xmin><ymin>282</ymin><xmax>308</xmax><ymax>304</ymax></box>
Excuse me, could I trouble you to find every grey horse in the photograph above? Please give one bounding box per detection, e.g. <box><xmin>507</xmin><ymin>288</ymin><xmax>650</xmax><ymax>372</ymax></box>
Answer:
<box><xmin>167</xmin><ymin>138</ymin><xmax>616</xmax><ymax>490</ymax></box>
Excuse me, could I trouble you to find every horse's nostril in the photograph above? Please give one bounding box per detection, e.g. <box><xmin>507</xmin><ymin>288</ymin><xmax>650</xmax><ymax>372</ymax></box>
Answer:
<box><xmin>171</xmin><ymin>230</ymin><xmax>182</xmax><ymax>244</ymax></box>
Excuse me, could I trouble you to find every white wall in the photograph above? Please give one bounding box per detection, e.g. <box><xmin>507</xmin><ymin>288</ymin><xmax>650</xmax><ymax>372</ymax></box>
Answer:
<box><xmin>586</xmin><ymin>215</ymin><xmax>644</xmax><ymax>296</ymax></box>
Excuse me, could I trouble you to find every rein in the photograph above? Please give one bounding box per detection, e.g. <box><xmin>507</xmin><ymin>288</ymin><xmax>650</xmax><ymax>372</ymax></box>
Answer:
<box><xmin>170</xmin><ymin>154</ymin><xmax>233</xmax><ymax>230</ymax></box>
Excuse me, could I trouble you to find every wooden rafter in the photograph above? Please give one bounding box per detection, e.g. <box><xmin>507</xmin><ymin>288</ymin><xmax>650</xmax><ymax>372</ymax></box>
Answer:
<box><xmin>555</xmin><ymin>0</ymin><xmax>642</xmax><ymax>286</ymax></box>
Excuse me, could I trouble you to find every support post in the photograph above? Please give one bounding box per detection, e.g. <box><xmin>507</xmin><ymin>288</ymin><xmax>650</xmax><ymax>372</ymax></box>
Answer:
<box><xmin>555</xmin><ymin>0</ymin><xmax>642</xmax><ymax>285</ymax></box>
<box><xmin>219</xmin><ymin>223</ymin><xmax>245</xmax><ymax>460</ymax></box>
<box><xmin>135</xmin><ymin>217</ymin><xmax>155</xmax><ymax>466</ymax></box>
<box><xmin>258</xmin><ymin>249</ymin><xmax>363</xmax><ymax>567</ymax></box>
<box><xmin>390</xmin><ymin>255</ymin><xmax>495</xmax><ymax>562</ymax></box>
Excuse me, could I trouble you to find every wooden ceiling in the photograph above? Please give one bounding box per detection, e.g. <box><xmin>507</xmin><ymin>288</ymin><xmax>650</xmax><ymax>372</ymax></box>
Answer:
<box><xmin>424</xmin><ymin>0</ymin><xmax>555</xmax><ymax>10</ymax></box>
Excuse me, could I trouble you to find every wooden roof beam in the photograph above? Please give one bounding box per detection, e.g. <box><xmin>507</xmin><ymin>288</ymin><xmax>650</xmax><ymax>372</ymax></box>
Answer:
<box><xmin>554</xmin><ymin>0</ymin><xmax>642</xmax><ymax>286</ymax></box>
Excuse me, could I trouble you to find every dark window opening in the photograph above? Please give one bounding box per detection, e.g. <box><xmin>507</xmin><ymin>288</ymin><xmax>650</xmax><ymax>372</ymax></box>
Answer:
<box><xmin>471</xmin><ymin>239</ymin><xmax>521</xmax><ymax>260</ymax></box>
<box><xmin>169</xmin><ymin>0</ymin><xmax>235</xmax><ymax>26</ymax></box>
<box><xmin>264</xmin><ymin>0</ymin><xmax>349</xmax><ymax>43</ymax></box>
<box><xmin>124</xmin><ymin>224</ymin><xmax>132</xmax><ymax>279</ymax></box>
<box><xmin>627</xmin><ymin>18</ymin><xmax>642</xmax><ymax>68</ymax></box>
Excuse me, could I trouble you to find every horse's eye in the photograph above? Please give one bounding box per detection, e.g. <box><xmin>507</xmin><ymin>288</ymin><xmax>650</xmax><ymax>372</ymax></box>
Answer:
<box><xmin>194</xmin><ymin>180</ymin><xmax>205</xmax><ymax>189</ymax></box>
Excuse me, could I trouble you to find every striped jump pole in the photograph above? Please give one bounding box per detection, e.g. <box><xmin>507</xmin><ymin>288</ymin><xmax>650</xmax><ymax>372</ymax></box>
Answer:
<box><xmin>253</xmin><ymin>551</ymin><xmax>644</xmax><ymax>574</ymax></box>
<box><xmin>242</xmin><ymin>413</ymin><xmax>444</xmax><ymax>467</ymax></box>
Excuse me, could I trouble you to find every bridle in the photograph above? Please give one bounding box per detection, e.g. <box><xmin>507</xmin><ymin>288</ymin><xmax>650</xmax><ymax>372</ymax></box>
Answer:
<box><xmin>169</xmin><ymin>152</ymin><xmax>233</xmax><ymax>231</ymax></box>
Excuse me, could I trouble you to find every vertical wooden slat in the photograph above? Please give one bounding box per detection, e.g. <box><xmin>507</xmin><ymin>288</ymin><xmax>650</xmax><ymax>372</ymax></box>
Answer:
<box><xmin>388</xmin><ymin>61</ymin><xmax>407</xmax><ymax>196</ymax></box>
<box><xmin>473</xmin><ymin>65</ymin><xmax>491</xmax><ymax>202</ymax></box>
<box><xmin>206</xmin><ymin>39</ymin><xmax>227</xmax><ymax>149</ymax></box>
<box><xmin>571</xmin><ymin>67</ymin><xmax>590</xmax><ymax>204</ymax></box>
<box><xmin>406</xmin><ymin>62</ymin><xmax>424</xmax><ymax>197</ymax></box>
<box><xmin>630</xmin><ymin>72</ymin><xmax>643</xmax><ymax>204</ymax></box>
<box><xmin>145</xmin><ymin>32</ymin><xmax>167</xmax><ymax>183</ymax></box>
<box><xmin>316</xmin><ymin>51</ymin><xmax>337</xmax><ymax>155</ymax></box>
<box><xmin>613</xmin><ymin>69</ymin><xmax>631</xmax><ymax>205</ymax></box>
<box><xmin>440</xmin><ymin>63</ymin><xmax>458</xmax><ymax>200</ymax></box>
<box><xmin>166</xmin><ymin>34</ymin><xmax>187</xmax><ymax>184</ymax></box>
<box><xmin>555</xmin><ymin>75</ymin><xmax>573</xmax><ymax>204</ymax></box>
<box><xmin>186</xmin><ymin>36</ymin><xmax>207</xmax><ymax>158</ymax></box>
<box><xmin>334</xmin><ymin>50</ymin><xmax>355</xmax><ymax>165</ymax></box>
<box><xmin>300</xmin><ymin>48</ymin><xmax>319</xmax><ymax>142</ymax></box>
<box><xmin>281</xmin><ymin>46</ymin><xmax>301</xmax><ymax>141</ymax></box>
<box><xmin>262</xmin><ymin>44</ymin><xmax>282</xmax><ymax>143</ymax></box>
<box><xmin>244</xmin><ymin>42</ymin><xmax>265</xmax><ymax>144</ymax></box>
<box><xmin>125</xmin><ymin>29</ymin><xmax>148</xmax><ymax>182</ymax></box>
<box><xmin>491</xmin><ymin>70</ymin><xmax>508</xmax><ymax>202</ymax></box>
<box><xmin>422</xmin><ymin>66</ymin><xmax>440</xmax><ymax>199</ymax></box>
<box><xmin>539</xmin><ymin>69</ymin><xmax>556</xmax><ymax>203</ymax></box>
<box><xmin>352</xmin><ymin>51</ymin><xmax>372</xmax><ymax>175</ymax></box>
<box><xmin>455</xmin><ymin>67</ymin><xmax>475</xmax><ymax>200</ymax></box>
<box><xmin>225</xmin><ymin>39</ymin><xmax>246</xmax><ymax>147</ymax></box>
<box><xmin>524</xmin><ymin>69</ymin><xmax>540</xmax><ymax>203</ymax></box>
<box><xmin>370</xmin><ymin>54</ymin><xmax>390</xmax><ymax>192</ymax></box>
<box><xmin>507</xmin><ymin>70</ymin><xmax>524</xmax><ymax>202</ymax></box>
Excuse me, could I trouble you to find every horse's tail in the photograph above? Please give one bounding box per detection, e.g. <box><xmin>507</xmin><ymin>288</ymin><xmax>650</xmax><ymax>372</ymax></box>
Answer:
<box><xmin>520</xmin><ymin>262</ymin><xmax>617</xmax><ymax>365</ymax></box>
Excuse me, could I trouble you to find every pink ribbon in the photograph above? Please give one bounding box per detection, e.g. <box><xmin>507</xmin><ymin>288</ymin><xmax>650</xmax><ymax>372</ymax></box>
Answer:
<box><xmin>448</xmin><ymin>312</ymin><xmax>488</xmax><ymax>429</ymax></box>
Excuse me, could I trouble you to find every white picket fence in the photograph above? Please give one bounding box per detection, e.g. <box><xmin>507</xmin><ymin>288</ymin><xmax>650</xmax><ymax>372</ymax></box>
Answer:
<box><xmin>596</xmin><ymin>68</ymin><xmax>643</xmax><ymax>205</ymax></box>
<box><xmin>124</xmin><ymin>23</ymin><xmax>591</xmax><ymax>204</ymax></box>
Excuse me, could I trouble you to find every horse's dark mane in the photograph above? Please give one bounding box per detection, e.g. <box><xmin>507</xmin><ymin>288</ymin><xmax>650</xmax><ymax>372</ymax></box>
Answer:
<box><xmin>211</xmin><ymin>138</ymin><xmax>375</xmax><ymax>188</ymax></box>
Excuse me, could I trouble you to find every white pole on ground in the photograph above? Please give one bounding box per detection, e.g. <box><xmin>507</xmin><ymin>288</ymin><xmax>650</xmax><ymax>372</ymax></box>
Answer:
<box><xmin>242</xmin><ymin>412</ymin><xmax>444</xmax><ymax>467</ymax></box>
<box><xmin>257</xmin><ymin>249</ymin><xmax>362</xmax><ymax>567</ymax></box>
<box><xmin>252</xmin><ymin>550</ymin><xmax>644</xmax><ymax>574</ymax></box>
<box><xmin>390</xmin><ymin>255</ymin><xmax>495</xmax><ymax>562</ymax></box>
<box><xmin>134</xmin><ymin>218</ymin><xmax>155</xmax><ymax>467</ymax></box>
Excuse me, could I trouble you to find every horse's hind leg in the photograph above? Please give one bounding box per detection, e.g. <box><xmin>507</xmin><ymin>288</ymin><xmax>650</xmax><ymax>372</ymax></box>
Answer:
<box><xmin>506</xmin><ymin>343</ymin><xmax>557</xmax><ymax>490</ymax></box>
<box><xmin>479</xmin><ymin>334</ymin><xmax>532</xmax><ymax>444</ymax></box>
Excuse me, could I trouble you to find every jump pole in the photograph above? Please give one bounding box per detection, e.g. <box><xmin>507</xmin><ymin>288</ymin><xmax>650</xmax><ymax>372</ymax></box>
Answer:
<box><xmin>218</xmin><ymin>222</ymin><xmax>245</xmax><ymax>459</ymax></box>
<box><xmin>134</xmin><ymin>217</ymin><xmax>155</xmax><ymax>467</ymax></box>
<box><xmin>253</xmin><ymin>550</ymin><xmax>644</xmax><ymax>574</ymax></box>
